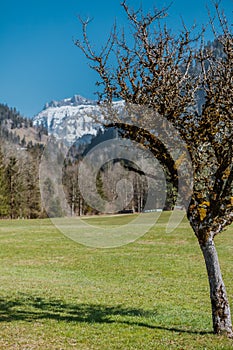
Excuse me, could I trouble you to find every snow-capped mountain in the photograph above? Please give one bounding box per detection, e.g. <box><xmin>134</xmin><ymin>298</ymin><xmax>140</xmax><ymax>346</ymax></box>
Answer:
<box><xmin>33</xmin><ymin>95</ymin><xmax>124</xmax><ymax>146</ymax></box>
<box><xmin>33</xmin><ymin>95</ymin><xmax>101</xmax><ymax>145</ymax></box>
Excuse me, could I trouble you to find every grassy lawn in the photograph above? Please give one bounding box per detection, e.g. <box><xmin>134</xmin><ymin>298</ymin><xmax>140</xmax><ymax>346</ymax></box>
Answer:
<box><xmin>0</xmin><ymin>212</ymin><xmax>232</xmax><ymax>349</ymax></box>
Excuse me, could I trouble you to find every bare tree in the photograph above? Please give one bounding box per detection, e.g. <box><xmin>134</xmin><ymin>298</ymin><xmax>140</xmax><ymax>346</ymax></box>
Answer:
<box><xmin>76</xmin><ymin>1</ymin><xmax>233</xmax><ymax>336</ymax></box>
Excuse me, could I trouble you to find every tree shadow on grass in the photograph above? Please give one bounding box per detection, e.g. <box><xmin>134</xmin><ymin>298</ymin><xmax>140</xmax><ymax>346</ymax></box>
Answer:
<box><xmin>0</xmin><ymin>294</ymin><xmax>212</xmax><ymax>335</ymax></box>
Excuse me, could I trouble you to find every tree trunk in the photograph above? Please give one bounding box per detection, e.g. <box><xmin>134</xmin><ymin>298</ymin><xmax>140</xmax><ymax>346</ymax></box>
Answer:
<box><xmin>200</xmin><ymin>238</ymin><xmax>233</xmax><ymax>337</ymax></box>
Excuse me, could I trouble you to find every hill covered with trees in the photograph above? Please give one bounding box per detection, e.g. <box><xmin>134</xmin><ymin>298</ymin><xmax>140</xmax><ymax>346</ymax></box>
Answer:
<box><xmin>0</xmin><ymin>104</ymin><xmax>47</xmax><ymax>218</ymax></box>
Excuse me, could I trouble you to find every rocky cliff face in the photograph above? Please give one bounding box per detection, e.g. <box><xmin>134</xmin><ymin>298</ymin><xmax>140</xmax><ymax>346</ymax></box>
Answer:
<box><xmin>33</xmin><ymin>95</ymin><xmax>125</xmax><ymax>146</ymax></box>
<box><xmin>33</xmin><ymin>95</ymin><xmax>102</xmax><ymax>145</ymax></box>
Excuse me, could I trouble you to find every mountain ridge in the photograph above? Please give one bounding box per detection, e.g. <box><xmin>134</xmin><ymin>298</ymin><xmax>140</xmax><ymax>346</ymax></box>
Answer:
<box><xmin>33</xmin><ymin>94</ymin><xmax>124</xmax><ymax>146</ymax></box>
<box><xmin>43</xmin><ymin>94</ymin><xmax>97</xmax><ymax>109</ymax></box>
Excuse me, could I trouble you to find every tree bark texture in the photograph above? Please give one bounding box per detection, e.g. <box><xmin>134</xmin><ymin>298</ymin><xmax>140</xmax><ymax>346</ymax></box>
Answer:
<box><xmin>200</xmin><ymin>239</ymin><xmax>233</xmax><ymax>337</ymax></box>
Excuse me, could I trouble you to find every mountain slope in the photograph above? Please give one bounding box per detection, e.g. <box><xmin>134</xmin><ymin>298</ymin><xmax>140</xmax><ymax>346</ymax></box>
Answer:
<box><xmin>0</xmin><ymin>103</ymin><xmax>47</xmax><ymax>147</ymax></box>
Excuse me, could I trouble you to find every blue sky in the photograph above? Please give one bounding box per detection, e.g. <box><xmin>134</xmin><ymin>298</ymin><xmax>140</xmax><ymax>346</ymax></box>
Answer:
<box><xmin>0</xmin><ymin>0</ymin><xmax>232</xmax><ymax>118</ymax></box>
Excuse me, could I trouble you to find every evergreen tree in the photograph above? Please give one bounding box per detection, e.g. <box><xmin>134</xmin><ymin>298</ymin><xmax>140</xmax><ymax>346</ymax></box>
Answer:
<box><xmin>5</xmin><ymin>157</ymin><xmax>23</xmax><ymax>219</ymax></box>
<box><xmin>0</xmin><ymin>146</ymin><xmax>9</xmax><ymax>217</ymax></box>
<box><xmin>21</xmin><ymin>159</ymin><xmax>41</xmax><ymax>218</ymax></box>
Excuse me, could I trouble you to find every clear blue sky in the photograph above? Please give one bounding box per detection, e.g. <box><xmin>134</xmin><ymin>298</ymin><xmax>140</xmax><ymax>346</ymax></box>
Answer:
<box><xmin>0</xmin><ymin>0</ymin><xmax>232</xmax><ymax>118</ymax></box>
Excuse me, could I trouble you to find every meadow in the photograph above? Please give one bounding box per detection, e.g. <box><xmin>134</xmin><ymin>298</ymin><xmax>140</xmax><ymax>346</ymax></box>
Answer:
<box><xmin>0</xmin><ymin>212</ymin><xmax>233</xmax><ymax>349</ymax></box>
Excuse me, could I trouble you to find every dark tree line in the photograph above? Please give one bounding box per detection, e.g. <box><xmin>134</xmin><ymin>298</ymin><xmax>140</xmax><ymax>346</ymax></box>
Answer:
<box><xmin>0</xmin><ymin>104</ymin><xmax>46</xmax><ymax>219</ymax></box>
<box><xmin>62</xmin><ymin>155</ymin><xmax>165</xmax><ymax>216</ymax></box>
<box><xmin>0</xmin><ymin>145</ymin><xmax>42</xmax><ymax>219</ymax></box>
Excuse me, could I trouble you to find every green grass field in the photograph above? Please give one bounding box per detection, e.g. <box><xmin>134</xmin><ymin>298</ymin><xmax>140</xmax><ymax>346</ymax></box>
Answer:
<box><xmin>0</xmin><ymin>212</ymin><xmax>233</xmax><ymax>349</ymax></box>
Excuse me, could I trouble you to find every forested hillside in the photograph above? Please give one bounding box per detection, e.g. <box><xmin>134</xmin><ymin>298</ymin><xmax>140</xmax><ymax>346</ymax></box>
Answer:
<box><xmin>0</xmin><ymin>104</ymin><xmax>47</xmax><ymax>218</ymax></box>
<box><xmin>0</xmin><ymin>105</ymin><xmax>153</xmax><ymax>218</ymax></box>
